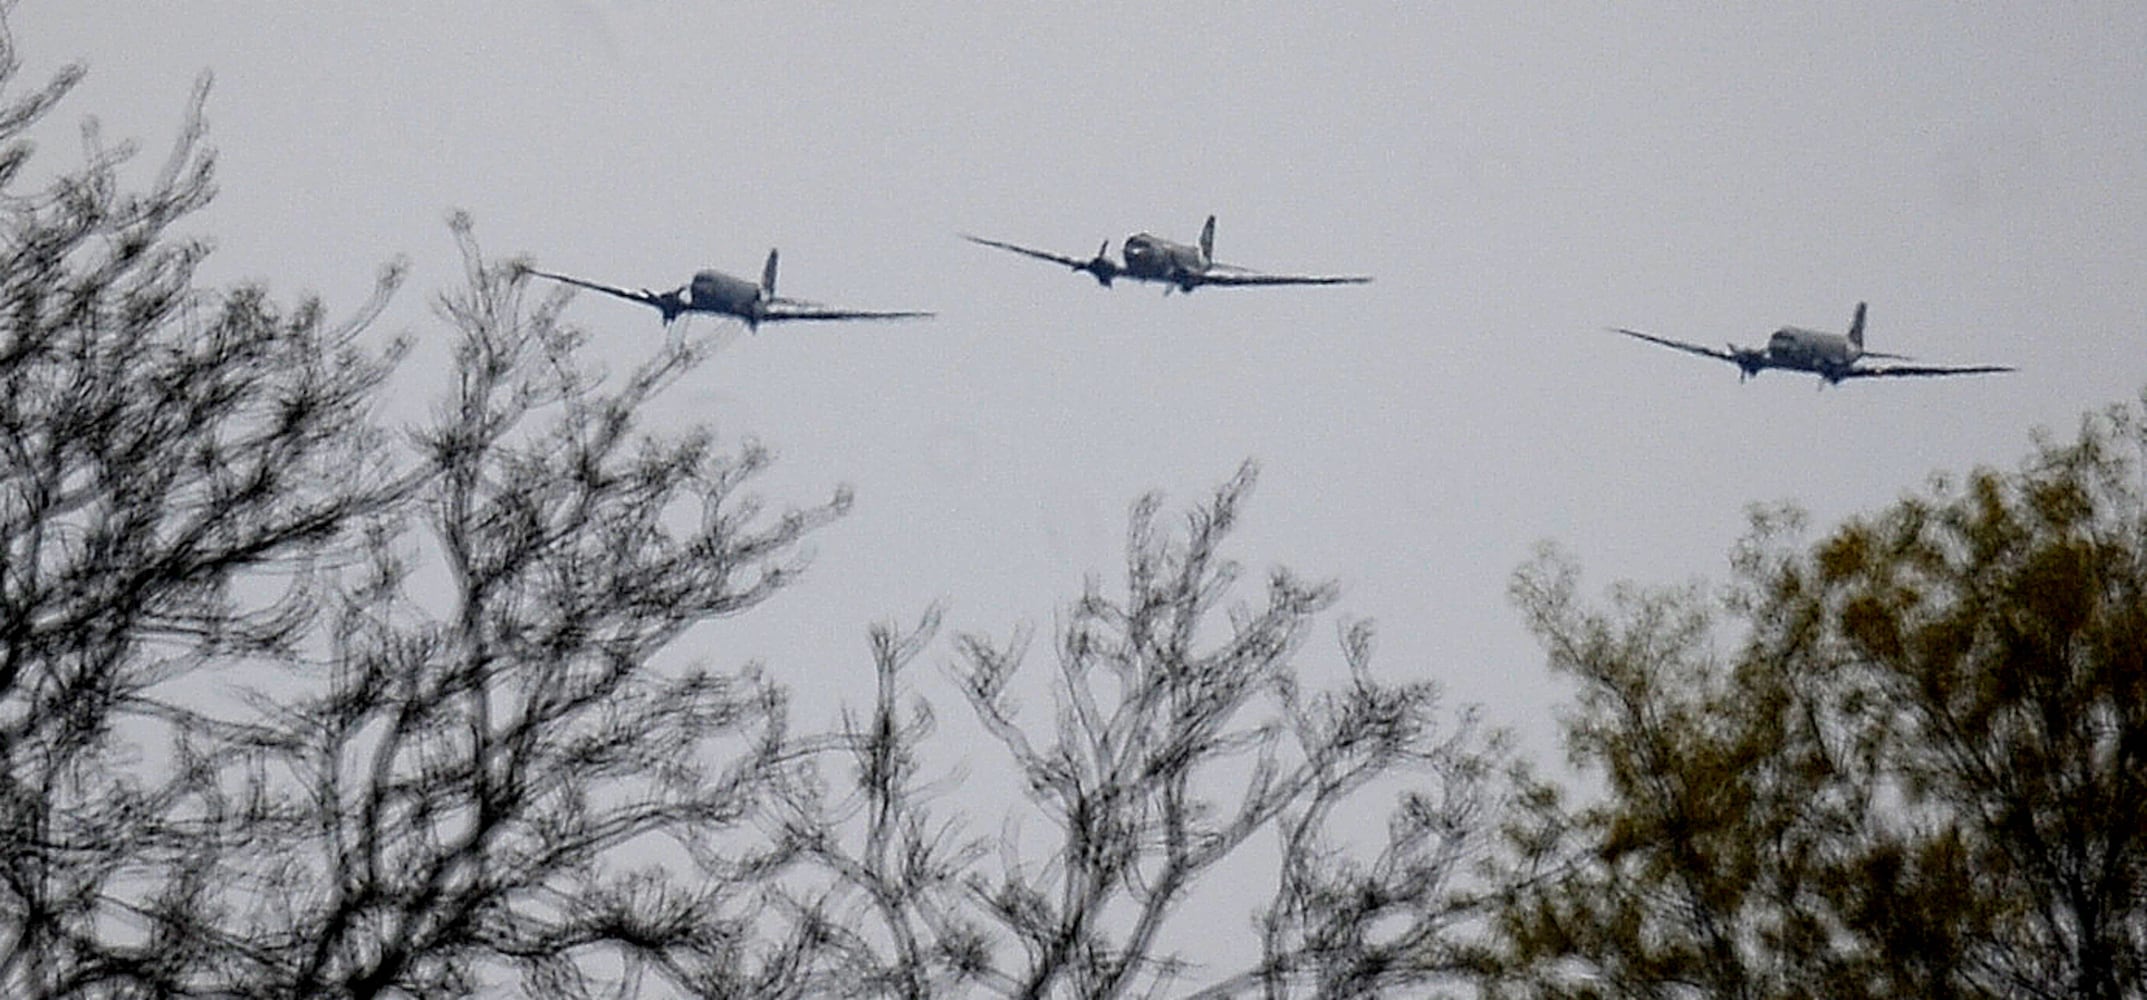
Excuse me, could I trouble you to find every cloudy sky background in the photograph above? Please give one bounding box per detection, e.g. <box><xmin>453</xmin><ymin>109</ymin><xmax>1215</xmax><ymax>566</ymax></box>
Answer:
<box><xmin>15</xmin><ymin>3</ymin><xmax>2144</xmax><ymax>811</ymax></box>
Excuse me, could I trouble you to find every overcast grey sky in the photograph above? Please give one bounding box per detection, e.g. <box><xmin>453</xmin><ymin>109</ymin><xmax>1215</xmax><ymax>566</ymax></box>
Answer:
<box><xmin>15</xmin><ymin>2</ymin><xmax>2144</xmax><ymax>783</ymax></box>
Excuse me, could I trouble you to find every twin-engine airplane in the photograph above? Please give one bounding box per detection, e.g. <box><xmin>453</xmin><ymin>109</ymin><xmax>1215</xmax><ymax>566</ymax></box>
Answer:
<box><xmin>521</xmin><ymin>250</ymin><xmax>933</xmax><ymax>329</ymax></box>
<box><xmin>962</xmin><ymin>215</ymin><xmax>1371</xmax><ymax>292</ymax></box>
<box><xmin>1612</xmin><ymin>302</ymin><xmax>2014</xmax><ymax>385</ymax></box>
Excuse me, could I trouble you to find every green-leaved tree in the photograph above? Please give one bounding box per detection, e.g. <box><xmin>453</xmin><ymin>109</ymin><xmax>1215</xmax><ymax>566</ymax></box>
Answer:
<box><xmin>1498</xmin><ymin>397</ymin><xmax>2147</xmax><ymax>999</ymax></box>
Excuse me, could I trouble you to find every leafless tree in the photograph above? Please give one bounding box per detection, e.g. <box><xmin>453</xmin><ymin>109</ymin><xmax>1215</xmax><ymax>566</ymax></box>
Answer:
<box><xmin>190</xmin><ymin>218</ymin><xmax>852</xmax><ymax>998</ymax></box>
<box><xmin>0</xmin><ymin>31</ymin><xmax>849</xmax><ymax>995</ymax></box>
<box><xmin>0</xmin><ymin>34</ymin><xmax>405</xmax><ymax>996</ymax></box>
<box><xmin>773</xmin><ymin>465</ymin><xmax>1524</xmax><ymax>999</ymax></box>
<box><xmin>2</xmin><ymin>24</ymin><xmax>1527</xmax><ymax>999</ymax></box>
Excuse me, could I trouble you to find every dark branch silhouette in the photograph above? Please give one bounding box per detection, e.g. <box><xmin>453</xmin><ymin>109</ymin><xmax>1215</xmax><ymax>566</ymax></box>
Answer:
<box><xmin>0</xmin><ymin>32</ymin><xmax>850</xmax><ymax>994</ymax></box>
<box><xmin>768</xmin><ymin>464</ymin><xmax>1521</xmax><ymax>999</ymax></box>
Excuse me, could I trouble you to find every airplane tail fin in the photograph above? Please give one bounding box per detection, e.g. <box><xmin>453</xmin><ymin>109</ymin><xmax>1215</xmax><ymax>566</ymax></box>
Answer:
<box><xmin>1200</xmin><ymin>215</ymin><xmax>1216</xmax><ymax>264</ymax></box>
<box><xmin>762</xmin><ymin>249</ymin><xmax>780</xmax><ymax>298</ymax></box>
<box><xmin>1849</xmin><ymin>301</ymin><xmax>1867</xmax><ymax>351</ymax></box>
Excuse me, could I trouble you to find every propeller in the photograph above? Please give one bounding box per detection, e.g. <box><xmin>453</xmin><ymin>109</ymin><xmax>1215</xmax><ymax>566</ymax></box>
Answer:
<box><xmin>1730</xmin><ymin>345</ymin><xmax>1766</xmax><ymax>382</ymax></box>
<box><xmin>653</xmin><ymin>289</ymin><xmax>688</xmax><ymax>325</ymax></box>
<box><xmin>1077</xmin><ymin>240</ymin><xmax>1116</xmax><ymax>286</ymax></box>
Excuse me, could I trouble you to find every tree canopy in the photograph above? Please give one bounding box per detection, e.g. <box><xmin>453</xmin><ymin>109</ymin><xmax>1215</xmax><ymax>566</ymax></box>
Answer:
<box><xmin>1500</xmin><ymin>398</ymin><xmax>2147</xmax><ymax>999</ymax></box>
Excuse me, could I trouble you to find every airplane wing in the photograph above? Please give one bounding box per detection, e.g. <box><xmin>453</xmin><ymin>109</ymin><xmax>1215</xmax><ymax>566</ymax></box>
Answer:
<box><xmin>1610</xmin><ymin>327</ymin><xmax>1741</xmax><ymax>363</ymax></box>
<box><xmin>962</xmin><ymin>234</ymin><xmax>1092</xmax><ymax>269</ymax></box>
<box><xmin>962</xmin><ymin>234</ymin><xmax>1122</xmax><ymax>282</ymax></box>
<box><xmin>1187</xmin><ymin>269</ymin><xmax>1371</xmax><ymax>287</ymax></box>
<box><xmin>760</xmin><ymin>298</ymin><xmax>934</xmax><ymax>323</ymax></box>
<box><xmin>522</xmin><ymin>267</ymin><xmax>670</xmax><ymax>310</ymax></box>
<box><xmin>1838</xmin><ymin>362</ymin><xmax>2016</xmax><ymax>380</ymax></box>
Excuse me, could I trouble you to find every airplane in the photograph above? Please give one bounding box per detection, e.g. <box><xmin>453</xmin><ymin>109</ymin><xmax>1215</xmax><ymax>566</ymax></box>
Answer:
<box><xmin>520</xmin><ymin>250</ymin><xmax>933</xmax><ymax>330</ymax></box>
<box><xmin>961</xmin><ymin>215</ymin><xmax>1371</xmax><ymax>293</ymax></box>
<box><xmin>1611</xmin><ymin>302</ymin><xmax>2014</xmax><ymax>385</ymax></box>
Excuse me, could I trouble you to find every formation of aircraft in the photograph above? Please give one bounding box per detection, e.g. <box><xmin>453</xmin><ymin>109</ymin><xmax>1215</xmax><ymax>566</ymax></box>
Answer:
<box><xmin>521</xmin><ymin>250</ymin><xmax>932</xmax><ymax>330</ymax></box>
<box><xmin>1612</xmin><ymin>302</ymin><xmax>2015</xmax><ymax>385</ymax></box>
<box><xmin>961</xmin><ymin>215</ymin><xmax>1372</xmax><ymax>292</ymax></box>
<box><xmin>523</xmin><ymin>227</ymin><xmax>2013</xmax><ymax>389</ymax></box>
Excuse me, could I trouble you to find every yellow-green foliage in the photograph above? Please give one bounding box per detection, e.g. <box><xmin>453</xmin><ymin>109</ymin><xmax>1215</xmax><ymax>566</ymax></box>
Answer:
<box><xmin>1495</xmin><ymin>393</ymin><xmax>2147</xmax><ymax>1000</ymax></box>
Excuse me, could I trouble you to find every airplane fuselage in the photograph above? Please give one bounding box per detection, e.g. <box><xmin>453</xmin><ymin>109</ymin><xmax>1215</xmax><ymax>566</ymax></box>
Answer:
<box><xmin>1119</xmin><ymin>233</ymin><xmax>1207</xmax><ymax>287</ymax></box>
<box><xmin>688</xmin><ymin>269</ymin><xmax>765</xmax><ymax>315</ymax></box>
<box><xmin>1760</xmin><ymin>326</ymin><xmax>1859</xmax><ymax>375</ymax></box>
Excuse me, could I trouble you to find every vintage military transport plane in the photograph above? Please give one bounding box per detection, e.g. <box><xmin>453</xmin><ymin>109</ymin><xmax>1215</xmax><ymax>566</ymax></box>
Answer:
<box><xmin>962</xmin><ymin>215</ymin><xmax>1371</xmax><ymax>292</ymax></box>
<box><xmin>522</xmin><ymin>250</ymin><xmax>933</xmax><ymax>329</ymax></box>
<box><xmin>1612</xmin><ymin>302</ymin><xmax>2014</xmax><ymax>385</ymax></box>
